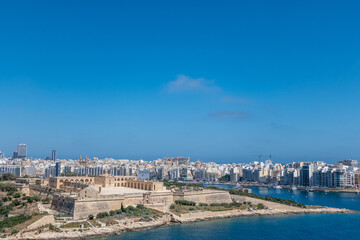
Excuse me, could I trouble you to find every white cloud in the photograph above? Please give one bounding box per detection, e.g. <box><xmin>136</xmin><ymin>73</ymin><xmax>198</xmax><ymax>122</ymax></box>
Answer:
<box><xmin>167</xmin><ymin>75</ymin><xmax>221</xmax><ymax>92</ymax></box>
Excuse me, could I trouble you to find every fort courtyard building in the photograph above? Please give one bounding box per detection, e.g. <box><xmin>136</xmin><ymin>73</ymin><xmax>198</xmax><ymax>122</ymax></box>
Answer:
<box><xmin>49</xmin><ymin>173</ymin><xmax>232</xmax><ymax>219</ymax></box>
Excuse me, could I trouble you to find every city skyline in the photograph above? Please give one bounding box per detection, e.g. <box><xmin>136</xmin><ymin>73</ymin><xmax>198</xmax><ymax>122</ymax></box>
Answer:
<box><xmin>1</xmin><ymin>1</ymin><xmax>360</xmax><ymax>163</ymax></box>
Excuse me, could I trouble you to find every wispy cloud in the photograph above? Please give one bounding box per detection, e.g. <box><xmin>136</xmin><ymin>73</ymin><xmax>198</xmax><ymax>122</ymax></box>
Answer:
<box><xmin>209</xmin><ymin>111</ymin><xmax>251</xmax><ymax>120</ymax></box>
<box><xmin>167</xmin><ymin>75</ymin><xmax>221</xmax><ymax>92</ymax></box>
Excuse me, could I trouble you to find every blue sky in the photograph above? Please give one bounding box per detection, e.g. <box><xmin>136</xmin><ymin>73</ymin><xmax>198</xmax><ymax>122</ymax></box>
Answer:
<box><xmin>1</xmin><ymin>0</ymin><xmax>360</xmax><ymax>163</ymax></box>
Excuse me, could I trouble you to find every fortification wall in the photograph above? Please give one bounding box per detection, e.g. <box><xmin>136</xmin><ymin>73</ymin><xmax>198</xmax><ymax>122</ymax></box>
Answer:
<box><xmin>122</xmin><ymin>194</ymin><xmax>143</xmax><ymax>206</ymax></box>
<box><xmin>51</xmin><ymin>194</ymin><xmax>76</xmax><ymax>216</ymax></box>
<box><xmin>174</xmin><ymin>190</ymin><xmax>232</xmax><ymax>204</ymax></box>
<box><xmin>73</xmin><ymin>196</ymin><xmax>125</xmax><ymax>219</ymax></box>
<box><xmin>145</xmin><ymin>192</ymin><xmax>174</xmax><ymax>204</ymax></box>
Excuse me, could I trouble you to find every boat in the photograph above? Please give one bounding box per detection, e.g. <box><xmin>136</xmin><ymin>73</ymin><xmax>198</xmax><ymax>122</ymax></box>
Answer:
<box><xmin>275</xmin><ymin>186</ymin><xmax>282</xmax><ymax>189</ymax></box>
<box><xmin>307</xmin><ymin>188</ymin><xmax>314</xmax><ymax>192</ymax></box>
<box><xmin>291</xmin><ymin>187</ymin><xmax>297</xmax><ymax>190</ymax></box>
<box><xmin>356</xmin><ymin>190</ymin><xmax>359</xmax><ymax>194</ymax></box>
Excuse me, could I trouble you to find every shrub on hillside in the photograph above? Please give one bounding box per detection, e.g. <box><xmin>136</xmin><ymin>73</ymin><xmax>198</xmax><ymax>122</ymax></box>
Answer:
<box><xmin>96</xmin><ymin>212</ymin><xmax>109</xmax><ymax>218</ymax></box>
<box><xmin>175</xmin><ymin>200</ymin><xmax>196</xmax><ymax>206</ymax></box>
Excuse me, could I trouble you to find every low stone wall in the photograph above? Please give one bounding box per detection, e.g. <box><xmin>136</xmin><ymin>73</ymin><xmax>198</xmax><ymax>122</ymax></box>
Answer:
<box><xmin>174</xmin><ymin>190</ymin><xmax>232</xmax><ymax>204</ymax></box>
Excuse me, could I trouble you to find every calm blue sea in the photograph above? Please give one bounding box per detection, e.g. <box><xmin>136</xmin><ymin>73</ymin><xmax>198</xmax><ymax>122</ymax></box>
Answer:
<box><xmin>96</xmin><ymin>185</ymin><xmax>360</xmax><ymax>240</ymax></box>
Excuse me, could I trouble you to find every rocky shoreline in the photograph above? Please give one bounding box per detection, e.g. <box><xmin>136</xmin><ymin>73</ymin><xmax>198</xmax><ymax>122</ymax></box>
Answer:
<box><xmin>7</xmin><ymin>205</ymin><xmax>355</xmax><ymax>240</ymax></box>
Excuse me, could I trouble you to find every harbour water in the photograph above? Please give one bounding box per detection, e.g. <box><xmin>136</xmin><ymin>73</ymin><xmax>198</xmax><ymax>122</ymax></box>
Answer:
<box><xmin>97</xmin><ymin>186</ymin><xmax>360</xmax><ymax>240</ymax></box>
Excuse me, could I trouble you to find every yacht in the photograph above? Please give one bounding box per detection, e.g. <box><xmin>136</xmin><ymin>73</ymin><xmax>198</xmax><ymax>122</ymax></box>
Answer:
<box><xmin>275</xmin><ymin>186</ymin><xmax>282</xmax><ymax>189</ymax></box>
<box><xmin>291</xmin><ymin>186</ymin><xmax>297</xmax><ymax>190</ymax></box>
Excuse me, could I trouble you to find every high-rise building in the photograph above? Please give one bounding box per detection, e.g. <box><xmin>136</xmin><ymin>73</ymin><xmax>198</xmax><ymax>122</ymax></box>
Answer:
<box><xmin>17</xmin><ymin>144</ymin><xmax>27</xmax><ymax>159</ymax></box>
<box><xmin>300</xmin><ymin>163</ymin><xmax>314</xmax><ymax>186</ymax></box>
<box><xmin>55</xmin><ymin>161</ymin><xmax>61</xmax><ymax>177</ymax></box>
<box><xmin>52</xmin><ymin>149</ymin><xmax>57</xmax><ymax>161</ymax></box>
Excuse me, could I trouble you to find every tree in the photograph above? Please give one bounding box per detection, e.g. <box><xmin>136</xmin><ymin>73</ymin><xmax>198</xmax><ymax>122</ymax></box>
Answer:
<box><xmin>257</xmin><ymin>203</ymin><xmax>265</xmax><ymax>209</ymax></box>
<box><xmin>0</xmin><ymin>173</ymin><xmax>17</xmax><ymax>181</ymax></box>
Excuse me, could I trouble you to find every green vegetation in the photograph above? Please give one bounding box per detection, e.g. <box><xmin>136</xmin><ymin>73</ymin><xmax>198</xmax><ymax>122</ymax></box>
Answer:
<box><xmin>11</xmin><ymin>199</ymin><xmax>21</xmax><ymax>206</ymax></box>
<box><xmin>0</xmin><ymin>205</ymin><xmax>13</xmax><ymax>216</ymax></box>
<box><xmin>41</xmin><ymin>197</ymin><xmax>50</xmax><ymax>204</ymax></box>
<box><xmin>96</xmin><ymin>204</ymin><xmax>156</xmax><ymax>219</ymax></box>
<box><xmin>175</xmin><ymin>200</ymin><xmax>196</xmax><ymax>206</ymax></box>
<box><xmin>0</xmin><ymin>183</ymin><xmax>16</xmax><ymax>193</ymax></box>
<box><xmin>124</xmin><ymin>204</ymin><xmax>155</xmax><ymax>217</ymax></box>
<box><xmin>257</xmin><ymin>203</ymin><xmax>265</xmax><ymax>209</ymax></box>
<box><xmin>170</xmin><ymin>201</ymin><xmax>253</xmax><ymax>214</ymax></box>
<box><xmin>96</xmin><ymin>212</ymin><xmax>109</xmax><ymax>218</ymax></box>
<box><xmin>0</xmin><ymin>173</ymin><xmax>17</xmax><ymax>181</ymax></box>
<box><xmin>49</xmin><ymin>224</ymin><xmax>61</xmax><ymax>232</ymax></box>
<box><xmin>22</xmin><ymin>196</ymin><xmax>40</xmax><ymax>203</ymax></box>
<box><xmin>13</xmin><ymin>193</ymin><xmax>21</xmax><ymax>198</ymax></box>
<box><xmin>0</xmin><ymin>214</ymin><xmax>32</xmax><ymax>232</ymax></box>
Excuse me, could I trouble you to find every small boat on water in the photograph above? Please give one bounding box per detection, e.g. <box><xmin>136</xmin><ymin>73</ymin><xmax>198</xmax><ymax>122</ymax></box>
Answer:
<box><xmin>275</xmin><ymin>186</ymin><xmax>282</xmax><ymax>189</ymax></box>
<box><xmin>356</xmin><ymin>190</ymin><xmax>359</xmax><ymax>194</ymax></box>
<box><xmin>307</xmin><ymin>188</ymin><xmax>314</xmax><ymax>192</ymax></box>
<box><xmin>291</xmin><ymin>187</ymin><xmax>297</xmax><ymax>191</ymax></box>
